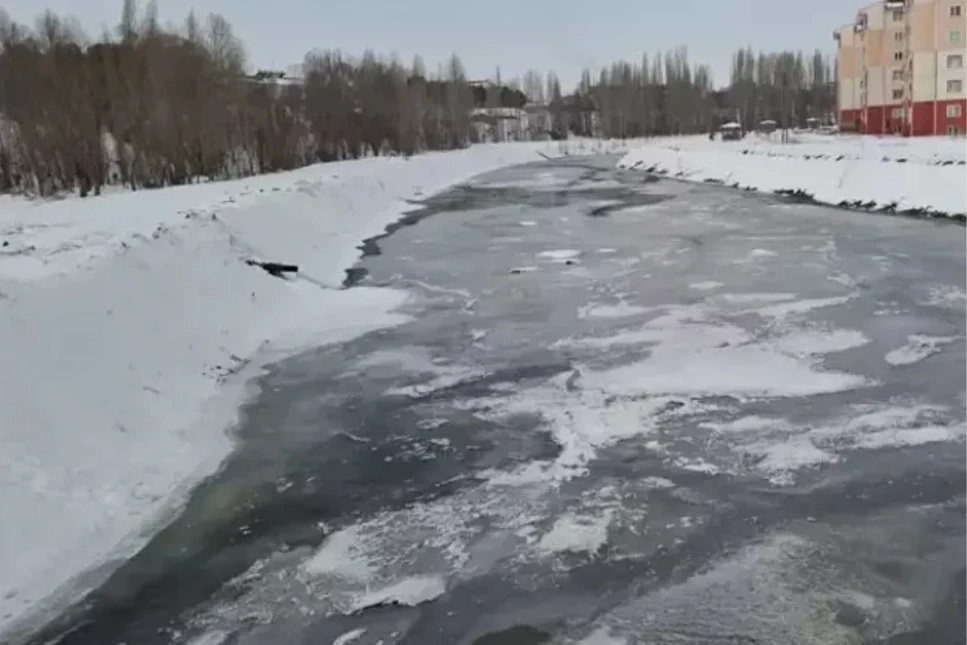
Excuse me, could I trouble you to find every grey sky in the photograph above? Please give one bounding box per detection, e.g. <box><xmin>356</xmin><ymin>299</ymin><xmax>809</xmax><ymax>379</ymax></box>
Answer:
<box><xmin>4</xmin><ymin>0</ymin><xmax>848</xmax><ymax>89</ymax></box>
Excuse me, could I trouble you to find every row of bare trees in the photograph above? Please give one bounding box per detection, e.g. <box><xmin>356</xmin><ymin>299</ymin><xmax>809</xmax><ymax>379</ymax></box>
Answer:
<box><xmin>0</xmin><ymin>1</ymin><xmax>842</xmax><ymax>198</ymax></box>
<box><xmin>541</xmin><ymin>46</ymin><xmax>837</xmax><ymax>140</ymax></box>
<box><xmin>727</xmin><ymin>48</ymin><xmax>837</xmax><ymax>131</ymax></box>
<box><xmin>0</xmin><ymin>2</ymin><xmax>492</xmax><ymax>196</ymax></box>
<box><xmin>0</xmin><ymin>3</ymin><xmax>259</xmax><ymax>195</ymax></box>
<box><xmin>574</xmin><ymin>47</ymin><xmax>717</xmax><ymax>138</ymax></box>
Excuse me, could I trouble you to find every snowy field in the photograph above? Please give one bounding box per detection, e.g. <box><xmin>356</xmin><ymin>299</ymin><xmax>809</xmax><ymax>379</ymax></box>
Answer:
<box><xmin>617</xmin><ymin>133</ymin><xmax>967</xmax><ymax>217</ymax></box>
<box><xmin>0</xmin><ymin>139</ymin><xmax>646</xmax><ymax>637</ymax></box>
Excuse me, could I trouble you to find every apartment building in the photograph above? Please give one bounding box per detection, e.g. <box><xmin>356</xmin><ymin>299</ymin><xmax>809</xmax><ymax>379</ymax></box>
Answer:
<box><xmin>834</xmin><ymin>0</ymin><xmax>967</xmax><ymax>135</ymax></box>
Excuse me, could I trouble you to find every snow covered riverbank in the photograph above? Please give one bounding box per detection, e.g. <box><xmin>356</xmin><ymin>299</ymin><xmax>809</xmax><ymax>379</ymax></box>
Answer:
<box><xmin>0</xmin><ymin>140</ymin><xmax>644</xmax><ymax>638</ymax></box>
<box><xmin>617</xmin><ymin>134</ymin><xmax>967</xmax><ymax>218</ymax></box>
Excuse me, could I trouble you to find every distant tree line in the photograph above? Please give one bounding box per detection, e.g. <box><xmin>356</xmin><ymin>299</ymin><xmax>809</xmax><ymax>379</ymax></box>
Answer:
<box><xmin>0</xmin><ymin>2</ymin><xmax>493</xmax><ymax>196</ymax></box>
<box><xmin>726</xmin><ymin>48</ymin><xmax>836</xmax><ymax>131</ymax></box>
<box><xmin>0</xmin><ymin>0</ymin><xmax>839</xmax><ymax>198</ymax></box>
<box><xmin>546</xmin><ymin>46</ymin><xmax>837</xmax><ymax>139</ymax></box>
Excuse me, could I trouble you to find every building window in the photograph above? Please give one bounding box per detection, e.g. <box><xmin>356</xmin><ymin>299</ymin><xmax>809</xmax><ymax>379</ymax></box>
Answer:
<box><xmin>894</xmin><ymin>31</ymin><xmax>904</xmax><ymax>41</ymax></box>
<box><xmin>947</xmin><ymin>104</ymin><xmax>963</xmax><ymax>118</ymax></box>
<box><xmin>948</xmin><ymin>126</ymin><xmax>962</xmax><ymax>135</ymax></box>
<box><xmin>894</xmin><ymin>51</ymin><xmax>904</xmax><ymax>61</ymax></box>
<box><xmin>948</xmin><ymin>54</ymin><xmax>964</xmax><ymax>69</ymax></box>
<box><xmin>951</xmin><ymin>30</ymin><xmax>962</xmax><ymax>43</ymax></box>
<box><xmin>892</xmin><ymin>69</ymin><xmax>904</xmax><ymax>80</ymax></box>
<box><xmin>892</xmin><ymin>9</ymin><xmax>903</xmax><ymax>21</ymax></box>
<box><xmin>892</xmin><ymin>89</ymin><xmax>904</xmax><ymax>100</ymax></box>
<box><xmin>892</xmin><ymin>107</ymin><xmax>905</xmax><ymax>118</ymax></box>
<box><xmin>948</xmin><ymin>79</ymin><xmax>964</xmax><ymax>93</ymax></box>
<box><xmin>952</xmin><ymin>5</ymin><xmax>963</xmax><ymax>16</ymax></box>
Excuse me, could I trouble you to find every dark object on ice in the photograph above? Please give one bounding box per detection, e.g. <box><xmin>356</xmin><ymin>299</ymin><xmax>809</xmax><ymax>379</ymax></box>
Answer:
<box><xmin>245</xmin><ymin>259</ymin><xmax>299</xmax><ymax>277</ymax></box>
<box><xmin>774</xmin><ymin>188</ymin><xmax>817</xmax><ymax>203</ymax></box>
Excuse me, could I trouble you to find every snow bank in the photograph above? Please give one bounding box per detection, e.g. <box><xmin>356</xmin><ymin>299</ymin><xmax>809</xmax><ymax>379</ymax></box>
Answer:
<box><xmin>0</xmin><ymin>140</ymin><xmax>606</xmax><ymax>637</ymax></box>
<box><xmin>640</xmin><ymin>132</ymin><xmax>967</xmax><ymax>165</ymax></box>
<box><xmin>617</xmin><ymin>135</ymin><xmax>967</xmax><ymax>217</ymax></box>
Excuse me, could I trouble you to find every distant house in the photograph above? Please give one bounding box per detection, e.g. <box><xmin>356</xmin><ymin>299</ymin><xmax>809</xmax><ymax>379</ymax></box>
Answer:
<box><xmin>718</xmin><ymin>121</ymin><xmax>744</xmax><ymax>140</ymax></box>
<box><xmin>551</xmin><ymin>93</ymin><xmax>601</xmax><ymax>138</ymax></box>
<box><xmin>758</xmin><ymin>119</ymin><xmax>778</xmax><ymax>133</ymax></box>
<box><xmin>468</xmin><ymin>80</ymin><xmax>534</xmax><ymax>142</ymax></box>
<box><xmin>525</xmin><ymin>103</ymin><xmax>553</xmax><ymax>139</ymax></box>
<box><xmin>470</xmin><ymin>106</ymin><xmax>530</xmax><ymax>142</ymax></box>
<box><xmin>248</xmin><ymin>70</ymin><xmax>287</xmax><ymax>82</ymax></box>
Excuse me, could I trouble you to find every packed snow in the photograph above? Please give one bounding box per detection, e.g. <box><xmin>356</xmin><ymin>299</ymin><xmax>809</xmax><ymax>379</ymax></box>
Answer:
<box><xmin>617</xmin><ymin>133</ymin><xmax>967</xmax><ymax>216</ymax></box>
<box><xmin>0</xmin><ymin>141</ymin><xmax>606</xmax><ymax>636</ymax></box>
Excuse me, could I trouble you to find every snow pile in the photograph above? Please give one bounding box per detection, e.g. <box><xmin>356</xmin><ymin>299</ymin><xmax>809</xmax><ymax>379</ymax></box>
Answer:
<box><xmin>617</xmin><ymin>135</ymin><xmax>967</xmax><ymax>217</ymax></box>
<box><xmin>0</xmin><ymin>142</ymin><xmax>567</xmax><ymax>637</ymax></box>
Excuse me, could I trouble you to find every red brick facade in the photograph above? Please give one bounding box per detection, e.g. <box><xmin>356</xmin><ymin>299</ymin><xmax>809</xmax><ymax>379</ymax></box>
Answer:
<box><xmin>840</xmin><ymin>99</ymin><xmax>966</xmax><ymax>135</ymax></box>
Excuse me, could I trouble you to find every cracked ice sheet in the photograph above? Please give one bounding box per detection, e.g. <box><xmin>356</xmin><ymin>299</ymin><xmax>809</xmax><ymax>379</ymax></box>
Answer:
<box><xmin>580</xmin><ymin>322</ymin><xmax>868</xmax><ymax>399</ymax></box>
<box><xmin>559</xmin><ymin>295</ymin><xmax>870</xmax><ymax>400</ymax></box>
<box><xmin>560</xmin><ymin>510</ymin><xmax>956</xmax><ymax>645</ymax></box>
<box><xmin>201</xmin><ymin>449</ymin><xmax>683</xmax><ymax>632</ymax></box>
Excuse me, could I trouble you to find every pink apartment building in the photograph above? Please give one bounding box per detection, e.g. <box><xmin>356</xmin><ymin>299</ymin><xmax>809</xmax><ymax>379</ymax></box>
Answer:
<box><xmin>835</xmin><ymin>0</ymin><xmax>967</xmax><ymax>135</ymax></box>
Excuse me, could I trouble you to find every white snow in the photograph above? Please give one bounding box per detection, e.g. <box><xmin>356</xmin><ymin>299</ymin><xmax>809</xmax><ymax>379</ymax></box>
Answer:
<box><xmin>770</xmin><ymin>328</ymin><xmax>870</xmax><ymax>357</ymax></box>
<box><xmin>578</xmin><ymin>300</ymin><xmax>649</xmax><ymax>319</ymax></box>
<box><xmin>919</xmin><ymin>285</ymin><xmax>966</xmax><ymax>310</ymax></box>
<box><xmin>617</xmin><ymin>134</ymin><xmax>967</xmax><ymax>215</ymax></box>
<box><xmin>346</xmin><ymin>346</ymin><xmax>483</xmax><ymax>398</ymax></box>
<box><xmin>700</xmin><ymin>416</ymin><xmax>789</xmax><ymax>434</ymax></box>
<box><xmin>538</xmin><ymin>510</ymin><xmax>614</xmax><ymax>556</ymax></box>
<box><xmin>537</xmin><ymin>249</ymin><xmax>582</xmax><ymax>260</ymax></box>
<box><xmin>347</xmin><ymin>575</ymin><xmax>446</xmax><ymax>611</ymax></box>
<box><xmin>582</xmin><ymin>308</ymin><xmax>868</xmax><ymax>398</ymax></box>
<box><xmin>714</xmin><ymin>292</ymin><xmax>796</xmax><ymax>305</ymax></box>
<box><xmin>689</xmin><ymin>280</ymin><xmax>723</xmax><ymax>291</ymax></box>
<box><xmin>746</xmin><ymin>438</ymin><xmax>838</xmax><ymax>485</ymax></box>
<box><xmin>884</xmin><ymin>334</ymin><xmax>958</xmax><ymax>366</ymax></box>
<box><xmin>576</xmin><ymin>627</ymin><xmax>629</xmax><ymax>645</ymax></box>
<box><xmin>186</xmin><ymin>631</ymin><xmax>230</xmax><ymax>645</ymax></box>
<box><xmin>0</xmin><ymin>142</ymin><xmax>562</xmax><ymax>636</ymax></box>
<box><xmin>854</xmin><ymin>425</ymin><xmax>962</xmax><ymax>449</ymax></box>
<box><xmin>753</xmin><ymin>295</ymin><xmax>855</xmax><ymax>320</ymax></box>
<box><xmin>331</xmin><ymin>628</ymin><xmax>367</xmax><ymax>645</ymax></box>
<box><xmin>303</xmin><ymin>525</ymin><xmax>377</xmax><ymax>581</ymax></box>
<box><xmin>722</xmin><ymin>401</ymin><xmax>964</xmax><ymax>485</ymax></box>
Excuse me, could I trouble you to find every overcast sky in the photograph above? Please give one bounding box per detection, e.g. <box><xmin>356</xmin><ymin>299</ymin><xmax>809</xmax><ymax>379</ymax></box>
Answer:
<box><xmin>3</xmin><ymin>0</ymin><xmax>850</xmax><ymax>89</ymax></box>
